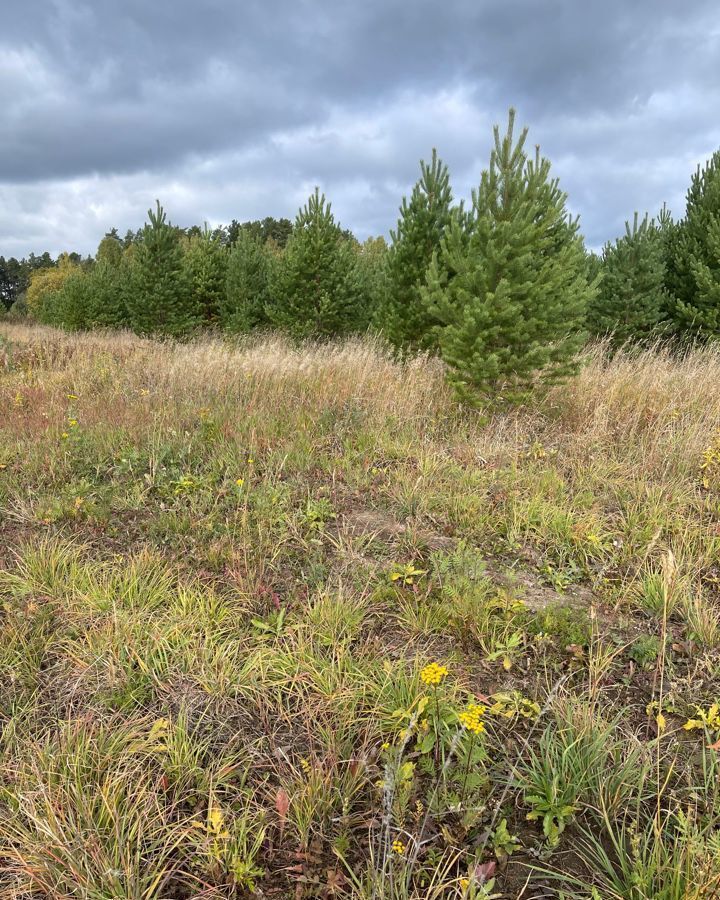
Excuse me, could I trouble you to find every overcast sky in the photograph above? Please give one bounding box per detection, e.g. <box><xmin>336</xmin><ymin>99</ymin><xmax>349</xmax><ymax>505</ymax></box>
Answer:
<box><xmin>1</xmin><ymin>0</ymin><xmax>719</xmax><ymax>258</ymax></box>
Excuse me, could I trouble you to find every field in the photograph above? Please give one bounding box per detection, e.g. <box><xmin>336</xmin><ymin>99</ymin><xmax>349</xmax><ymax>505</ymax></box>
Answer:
<box><xmin>1</xmin><ymin>322</ymin><xmax>720</xmax><ymax>899</ymax></box>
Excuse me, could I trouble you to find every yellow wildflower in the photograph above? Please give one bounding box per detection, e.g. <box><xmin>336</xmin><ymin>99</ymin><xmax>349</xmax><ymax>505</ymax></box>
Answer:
<box><xmin>420</xmin><ymin>662</ymin><xmax>449</xmax><ymax>686</ymax></box>
<box><xmin>391</xmin><ymin>839</ymin><xmax>405</xmax><ymax>855</ymax></box>
<box><xmin>236</xmin><ymin>477</ymin><xmax>244</xmax><ymax>487</ymax></box>
<box><xmin>459</xmin><ymin>703</ymin><xmax>486</xmax><ymax>735</ymax></box>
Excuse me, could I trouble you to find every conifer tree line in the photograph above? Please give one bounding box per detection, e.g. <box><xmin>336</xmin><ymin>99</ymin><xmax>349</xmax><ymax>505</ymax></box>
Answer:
<box><xmin>4</xmin><ymin>109</ymin><xmax>720</xmax><ymax>402</ymax></box>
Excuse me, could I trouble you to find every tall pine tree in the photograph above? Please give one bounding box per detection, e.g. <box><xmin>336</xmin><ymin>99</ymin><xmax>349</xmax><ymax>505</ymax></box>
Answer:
<box><xmin>183</xmin><ymin>228</ymin><xmax>228</xmax><ymax>325</ymax></box>
<box><xmin>425</xmin><ymin>109</ymin><xmax>594</xmax><ymax>404</ymax></box>
<box><xmin>380</xmin><ymin>149</ymin><xmax>453</xmax><ymax>351</ymax></box>
<box><xmin>222</xmin><ymin>230</ymin><xmax>274</xmax><ymax>332</ymax></box>
<box><xmin>125</xmin><ymin>201</ymin><xmax>199</xmax><ymax>337</ymax></box>
<box><xmin>268</xmin><ymin>189</ymin><xmax>366</xmax><ymax>338</ymax></box>
<box><xmin>665</xmin><ymin>150</ymin><xmax>720</xmax><ymax>340</ymax></box>
<box><xmin>587</xmin><ymin>211</ymin><xmax>669</xmax><ymax>346</ymax></box>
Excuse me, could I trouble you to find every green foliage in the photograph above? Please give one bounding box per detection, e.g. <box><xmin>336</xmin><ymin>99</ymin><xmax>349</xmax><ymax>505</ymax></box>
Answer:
<box><xmin>51</xmin><ymin>269</ymin><xmax>94</xmax><ymax>330</ymax></box>
<box><xmin>530</xmin><ymin>603</ymin><xmax>591</xmax><ymax>647</ymax></box>
<box><xmin>380</xmin><ymin>149</ymin><xmax>454</xmax><ymax>351</ymax></box>
<box><xmin>227</xmin><ymin>216</ymin><xmax>293</xmax><ymax>248</ymax></box>
<box><xmin>222</xmin><ymin>229</ymin><xmax>274</xmax><ymax>332</ymax></box>
<box><xmin>27</xmin><ymin>254</ymin><xmax>78</xmax><ymax>322</ymax></box>
<box><xmin>1</xmin><ymin>252</ymin><xmax>58</xmax><ymax>312</ymax></box>
<box><xmin>268</xmin><ymin>188</ymin><xmax>367</xmax><ymax>338</ymax></box>
<box><xmin>665</xmin><ymin>150</ymin><xmax>720</xmax><ymax>339</ymax></box>
<box><xmin>124</xmin><ymin>201</ymin><xmax>199</xmax><ymax>337</ymax></box>
<box><xmin>357</xmin><ymin>236</ymin><xmax>388</xmax><ymax>321</ymax></box>
<box><xmin>48</xmin><ymin>261</ymin><xmax>127</xmax><ymax>331</ymax></box>
<box><xmin>9</xmin><ymin>134</ymin><xmax>720</xmax><ymax>358</ymax></box>
<box><xmin>520</xmin><ymin>736</ymin><xmax>580</xmax><ymax>848</ymax></box>
<box><xmin>0</xmin><ymin>256</ymin><xmax>30</xmax><ymax>310</ymax></box>
<box><xmin>96</xmin><ymin>232</ymin><xmax>124</xmax><ymax>268</ymax></box>
<box><xmin>628</xmin><ymin>634</ymin><xmax>663</xmax><ymax>669</ymax></box>
<box><xmin>587</xmin><ymin>211</ymin><xmax>670</xmax><ymax>345</ymax></box>
<box><xmin>492</xmin><ymin>818</ymin><xmax>520</xmax><ymax>861</ymax></box>
<box><xmin>425</xmin><ymin>109</ymin><xmax>594</xmax><ymax>404</ymax></box>
<box><xmin>183</xmin><ymin>228</ymin><xmax>228</xmax><ymax>325</ymax></box>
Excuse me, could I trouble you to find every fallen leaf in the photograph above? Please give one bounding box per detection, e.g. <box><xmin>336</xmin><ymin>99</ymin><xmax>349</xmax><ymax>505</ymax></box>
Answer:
<box><xmin>474</xmin><ymin>860</ymin><xmax>496</xmax><ymax>883</ymax></box>
<box><xmin>276</xmin><ymin>787</ymin><xmax>290</xmax><ymax>835</ymax></box>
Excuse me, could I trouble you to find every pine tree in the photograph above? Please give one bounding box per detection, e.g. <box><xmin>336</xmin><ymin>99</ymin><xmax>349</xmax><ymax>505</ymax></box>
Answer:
<box><xmin>50</xmin><ymin>268</ymin><xmax>93</xmax><ymax>330</ymax></box>
<box><xmin>425</xmin><ymin>109</ymin><xmax>594</xmax><ymax>404</ymax></box>
<box><xmin>357</xmin><ymin>236</ymin><xmax>388</xmax><ymax>324</ymax></box>
<box><xmin>183</xmin><ymin>228</ymin><xmax>228</xmax><ymax>325</ymax></box>
<box><xmin>42</xmin><ymin>259</ymin><xmax>126</xmax><ymax>332</ymax></box>
<box><xmin>665</xmin><ymin>150</ymin><xmax>720</xmax><ymax>339</ymax></box>
<box><xmin>587</xmin><ymin>212</ymin><xmax>669</xmax><ymax>346</ymax></box>
<box><xmin>268</xmin><ymin>189</ymin><xmax>366</xmax><ymax>338</ymax></box>
<box><xmin>124</xmin><ymin>201</ymin><xmax>199</xmax><ymax>337</ymax></box>
<box><xmin>222</xmin><ymin>230</ymin><xmax>274</xmax><ymax>332</ymax></box>
<box><xmin>380</xmin><ymin>149</ymin><xmax>453</xmax><ymax>351</ymax></box>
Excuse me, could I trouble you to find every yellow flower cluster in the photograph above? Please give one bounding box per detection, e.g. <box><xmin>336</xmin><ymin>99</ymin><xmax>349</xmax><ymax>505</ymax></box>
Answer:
<box><xmin>459</xmin><ymin>703</ymin><xmax>486</xmax><ymax>734</ymax></box>
<box><xmin>391</xmin><ymin>839</ymin><xmax>405</xmax><ymax>855</ymax></box>
<box><xmin>420</xmin><ymin>662</ymin><xmax>448</xmax><ymax>686</ymax></box>
<box><xmin>684</xmin><ymin>703</ymin><xmax>720</xmax><ymax>732</ymax></box>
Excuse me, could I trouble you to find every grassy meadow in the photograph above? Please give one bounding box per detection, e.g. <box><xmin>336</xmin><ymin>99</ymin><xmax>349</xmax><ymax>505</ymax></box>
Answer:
<box><xmin>1</xmin><ymin>322</ymin><xmax>720</xmax><ymax>898</ymax></box>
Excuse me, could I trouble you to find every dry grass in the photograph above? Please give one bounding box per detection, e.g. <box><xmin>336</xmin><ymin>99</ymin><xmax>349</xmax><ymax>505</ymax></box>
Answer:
<box><xmin>4</xmin><ymin>323</ymin><xmax>719</xmax><ymax>454</ymax></box>
<box><xmin>1</xmin><ymin>322</ymin><xmax>720</xmax><ymax>898</ymax></box>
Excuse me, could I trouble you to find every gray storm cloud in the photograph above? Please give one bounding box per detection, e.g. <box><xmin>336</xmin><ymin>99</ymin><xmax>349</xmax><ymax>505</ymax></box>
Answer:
<box><xmin>1</xmin><ymin>0</ymin><xmax>719</xmax><ymax>256</ymax></box>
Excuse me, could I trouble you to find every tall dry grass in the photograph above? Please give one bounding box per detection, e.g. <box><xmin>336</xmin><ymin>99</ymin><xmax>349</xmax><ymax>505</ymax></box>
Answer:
<box><xmin>2</xmin><ymin>323</ymin><xmax>718</xmax><ymax>478</ymax></box>
<box><xmin>549</xmin><ymin>340</ymin><xmax>720</xmax><ymax>475</ymax></box>
<box><xmin>1</xmin><ymin>324</ymin><xmax>451</xmax><ymax>431</ymax></box>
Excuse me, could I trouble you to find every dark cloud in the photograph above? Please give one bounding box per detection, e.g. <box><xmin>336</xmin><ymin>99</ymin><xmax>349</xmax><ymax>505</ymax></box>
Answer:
<box><xmin>1</xmin><ymin>0</ymin><xmax>718</xmax><ymax>256</ymax></box>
